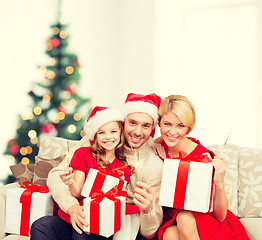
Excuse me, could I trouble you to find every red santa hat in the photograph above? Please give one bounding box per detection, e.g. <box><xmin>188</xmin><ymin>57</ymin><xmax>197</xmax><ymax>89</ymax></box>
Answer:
<box><xmin>84</xmin><ymin>106</ymin><xmax>124</xmax><ymax>141</ymax></box>
<box><xmin>122</xmin><ymin>93</ymin><xmax>161</xmax><ymax>129</ymax></box>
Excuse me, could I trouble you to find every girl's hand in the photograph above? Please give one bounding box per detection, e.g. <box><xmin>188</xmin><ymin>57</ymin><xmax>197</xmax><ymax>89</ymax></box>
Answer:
<box><xmin>60</xmin><ymin>167</ymin><xmax>74</xmax><ymax>186</ymax></box>
<box><xmin>152</xmin><ymin>143</ymin><xmax>166</xmax><ymax>160</ymax></box>
<box><xmin>211</xmin><ymin>156</ymin><xmax>227</xmax><ymax>188</ymax></box>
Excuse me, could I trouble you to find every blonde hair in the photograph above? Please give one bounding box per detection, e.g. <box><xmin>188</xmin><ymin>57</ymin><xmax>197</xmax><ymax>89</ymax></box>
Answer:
<box><xmin>158</xmin><ymin>95</ymin><xmax>196</xmax><ymax>134</ymax></box>
<box><xmin>90</xmin><ymin>121</ymin><xmax>135</xmax><ymax>173</ymax></box>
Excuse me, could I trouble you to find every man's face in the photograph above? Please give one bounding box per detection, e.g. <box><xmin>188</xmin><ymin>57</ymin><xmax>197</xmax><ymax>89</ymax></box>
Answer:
<box><xmin>124</xmin><ymin>112</ymin><xmax>154</xmax><ymax>149</ymax></box>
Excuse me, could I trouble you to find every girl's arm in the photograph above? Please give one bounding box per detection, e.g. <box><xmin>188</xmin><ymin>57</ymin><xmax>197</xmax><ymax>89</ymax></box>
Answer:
<box><xmin>60</xmin><ymin>168</ymin><xmax>85</xmax><ymax>198</ymax></box>
<box><xmin>211</xmin><ymin>156</ymin><xmax>228</xmax><ymax>222</ymax></box>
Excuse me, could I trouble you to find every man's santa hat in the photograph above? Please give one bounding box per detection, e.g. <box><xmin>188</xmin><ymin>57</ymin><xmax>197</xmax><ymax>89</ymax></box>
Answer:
<box><xmin>122</xmin><ymin>93</ymin><xmax>161</xmax><ymax>133</ymax></box>
<box><xmin>84</xmin><ymin>106</ymin><xmax>124</xmax><ymax>141</ymax></box>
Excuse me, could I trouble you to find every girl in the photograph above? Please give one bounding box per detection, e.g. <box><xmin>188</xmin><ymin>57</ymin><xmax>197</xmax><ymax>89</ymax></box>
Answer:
<box><xmin>153</xmin><ymin>95</ymin><xmax>250</xmax><ymax>240</ymax></box>
<box><xmin>59</xmin><ymin>106</ymin><xmax>136</xmax><ymax>240</ymax></box>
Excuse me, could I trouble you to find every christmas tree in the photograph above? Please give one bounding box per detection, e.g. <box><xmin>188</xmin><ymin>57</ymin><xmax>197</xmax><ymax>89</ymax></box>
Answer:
<box><xmin>4</xmin><ymin>11</ymin><xmax>90</xmax><ymax>184</ymax></box>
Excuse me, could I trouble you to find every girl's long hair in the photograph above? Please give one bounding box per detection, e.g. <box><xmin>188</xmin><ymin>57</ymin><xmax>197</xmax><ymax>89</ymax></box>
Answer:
<box><xmin>90</xmin><ymin>121</ymin><xmax>135</xmax><ymax>174</ymax></box>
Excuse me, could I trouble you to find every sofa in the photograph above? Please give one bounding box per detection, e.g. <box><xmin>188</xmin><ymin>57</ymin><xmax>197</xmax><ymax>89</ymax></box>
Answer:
<box><xmin>0</xmin><ymin>136</ymin><xmax>261</xmax><ymax>240</ymax></box>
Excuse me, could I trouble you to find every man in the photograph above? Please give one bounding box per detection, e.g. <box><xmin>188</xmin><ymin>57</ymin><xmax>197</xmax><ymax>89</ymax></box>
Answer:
<box><xmin>31</xmin><ymin>93</ymin><xmax>163</xmax><ymax>240</ymax></box>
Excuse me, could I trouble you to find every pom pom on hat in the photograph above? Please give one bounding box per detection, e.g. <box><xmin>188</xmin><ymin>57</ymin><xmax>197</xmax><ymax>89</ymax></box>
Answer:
<box><xmin>84</xmin><ymin>106</ymin><xmax>124</xmax><ymax>141</ymax></box>
<box><xmin>122</xmin><ymin>93</ymin><xmax>161</xmax><ymax>128</ymax></box>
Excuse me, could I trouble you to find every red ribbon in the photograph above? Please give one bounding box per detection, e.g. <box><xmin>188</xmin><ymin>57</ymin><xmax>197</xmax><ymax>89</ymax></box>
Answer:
<box><xmin>19</xmin><ymin>181</ymin><xmax>49</xmax><ymax>236</ymax></box>
<box><xmin>89</xmin><ymin>167</ymin><xmax>126</xmax><ymax>196</ymax></box>
<box><xmin>173</xmin><ymin>152</ymin><xmax>213</xmax><ymax>212</ymax></box>
<box><xmin>89</xmin><ymin>185</ymin><xmax>126</xmax><ymax>235</ymax></box>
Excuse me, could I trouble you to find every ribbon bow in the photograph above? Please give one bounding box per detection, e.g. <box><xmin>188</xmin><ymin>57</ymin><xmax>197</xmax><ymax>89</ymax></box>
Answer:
<box><xmin>19</xmin><ymin>181</ymin><xmax>50</xmax><ymax>236</ymax></box>
<box><xmin>89</xmin><ymin>185</ymin><xmax>126</xmax><ymax>235</ymax></box>
<box><xmin>177</xmin><ymin>151</ymin><xmax>212</xmax><ymax>163</ymax></box>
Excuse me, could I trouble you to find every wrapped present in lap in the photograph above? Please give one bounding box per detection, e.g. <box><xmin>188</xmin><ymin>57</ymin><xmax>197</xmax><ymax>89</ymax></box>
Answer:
<box><xmin>5</xmin><ymin>181</ymin><xmax>55</xmax><ymax>236</ymax></box>
<box><xmin>159</xmin><ymin>152</ymin><xmax>214</xmax><ymax>213</ymax></box>
<box><xmin>83</xmin><ymin>185</ymin><xmax>126</xmax><ymax>237</ymax></box>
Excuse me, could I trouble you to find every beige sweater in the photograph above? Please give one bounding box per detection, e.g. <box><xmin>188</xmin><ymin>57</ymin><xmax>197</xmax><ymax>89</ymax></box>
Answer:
<box><xmin>47</xmin><ymin>141</ymin><xmax>163</xmax><ymax>239</ymax></box>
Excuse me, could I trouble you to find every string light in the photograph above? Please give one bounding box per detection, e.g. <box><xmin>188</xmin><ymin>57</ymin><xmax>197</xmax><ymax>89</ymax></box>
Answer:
<box><xmin>34</xmin><ymin>106</ymin><xmax>42</xmax><ymax>115</ymax></box>
<box><xmin>28</xmin><ymin>130</ymin><xmax>37</xmax><ymax>139</ymax></box>
<box><xmin>57</xmin><ymin>112</ymin><xmax>65</xmax><ymax>120</ymax></box>
<box><xmin>49</xmin><ymin>58</ymin><xmax>56</xmax><ymax>66</ymax></box>
<box><xmin>80</xmin><ymin>130</ymin><xmax>86</xmax><ymax>137</ymax></box>
<box><xmin>53</xmin><ymin>118</ymin><xmax>60</xmax><ymax>124</ymax></box>
<box><xmin>53</xmin><ymin>27</ymin><xmax>60</xmax><ymax>35</ymax></box>
<box><xmin>73</xmin><ymin>113</ymin><xmax>81</xmax><ymax>121</ymax></box>
<box><xmin>17</xmin><ymin>122</ymin><xmax>22</xmax><ymax>129</ymax></box>
<box><xmin>20</xmin><ymin>147</ymin><xmax>28</xmax><ymax>156</ymax></box>
<box><xmin>30</xmin><ymin>137</ymin><xmax>38</xmax><ymax>144</ymax></box>
<box><xmin>22</xmin><ymin>108</ymin><xmax>34</xmax><ymax>120</ymax></box>
<box><xmin>59</xmin><ymin>30</ymin><xmax>67</xmax><ymax>39</ymax></box>
<box><xmin>26</xmin><ymin>146</ymin><xmax>33</xmax><ymax>154</ymax></box>
<box><xmin>39</xmin><ymin>66</ymin><xmax>47</xmax><ymax>72</ymax></box>
<box><xmin>43</xmin><ymin>95</ymin><xmax>51</xmax><ymax>102</ymax></box>
<box><xmin>46</xmin><ymin>70</ymin><xmax>55</xmax><ymax>79</ymax></box>
<box><xmin>68</xmin><ymin>124</ymin><xmax>76</xmax><ymax>133</ymax></box>
<box><xmin>69</xmin><ymin>99</ymin><xmax>77</xmax><ymax>106</ymax></box>
<box><xmin>66</xmin><ymin>66</ymin><xmax>74</xmax><ymax>74</ymax></box>
<box><xmin>63</xmin><ymin>91</ymin><xmax>71</xmax><ymax>99</ymax></box>
<box><xmin>21</xmin><ymin>157</ymin><xmax>30</xmax><ymax>165</ymax></box>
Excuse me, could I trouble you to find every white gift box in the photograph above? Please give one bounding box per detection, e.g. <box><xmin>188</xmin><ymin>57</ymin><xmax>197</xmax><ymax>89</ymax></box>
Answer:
<box><xmin>83</xmin><ymin>194</ymin><xmax>126</xmax><ymax>237</ymax></box>
<box><xmin>5</xmin><ymin>186</ymin><xmax>54</xmax><ymax>236</ymax></box>
<box><xmin>81</xmin><ymin>168</ymin><xmax>127</xmax><ymax>197</ymax></box>
<box><xmin>159</xmin><ymin>157</ymin><xmax>214</xmax><ymax>213</ymax></box>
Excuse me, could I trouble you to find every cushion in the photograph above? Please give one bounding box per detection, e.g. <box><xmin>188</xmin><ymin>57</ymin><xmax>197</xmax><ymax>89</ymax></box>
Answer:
<box><xmin>32</xmin><ymin>156</ymin><xmax>64</xmax><ymax>186</ymax></box>
<box><xmin>238</xmin><ymin>147</ymin><xmax>262</xmax><ymax>218</ymax></box>
<box><xmin>9</xmin><ymin>163</ymin><xmax>35</xmax><ymax>185</ymax></box>
<box><xmin>206</xmin><ymin>144</ymin><xmax>240</xmax><ymax>216</ymax></box>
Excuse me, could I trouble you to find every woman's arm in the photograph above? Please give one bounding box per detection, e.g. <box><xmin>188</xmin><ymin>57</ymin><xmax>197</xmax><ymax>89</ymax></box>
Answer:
<box><xmin>211</xmin><ymin>156</ymin><xmax>228</xmax><ymax>222</ymax></box>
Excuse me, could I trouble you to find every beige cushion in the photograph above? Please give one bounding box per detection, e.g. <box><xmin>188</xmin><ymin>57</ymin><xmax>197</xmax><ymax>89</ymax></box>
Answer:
<box><xmin>9</xmin><ymin>163</ymin><xmax>35</xmax><ymax>185</ymax></box>
<box><xmin>238</xmin><ymin>147</ymin><xmax>262</xmax><ymax>217</ymax></box>
<box><xmin>3</xmin><ymin>235</ymin><xmax>29</xmax><ymax>240</ymax></box>
<box><xmin>206</xmin><ymin>144</ymin><xmax>240</xmax><ymax>216</ymax></box>
<box><xmin>240</xmin><ymin>218</ymin><xmax>262</xmax><ymax>240</ymax></box>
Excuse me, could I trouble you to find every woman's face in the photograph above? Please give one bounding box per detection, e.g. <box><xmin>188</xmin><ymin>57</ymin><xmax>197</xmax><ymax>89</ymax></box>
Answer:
<box><xmin>160</xmin><ymin>112</ymin><xmax>189</xmax><ymax>148</ymax></box>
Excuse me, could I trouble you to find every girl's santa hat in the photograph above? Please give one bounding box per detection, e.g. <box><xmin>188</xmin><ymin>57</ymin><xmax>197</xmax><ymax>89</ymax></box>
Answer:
<box><xmin>84</xmin><ymin>106</ymin><xmax>124</xmax><ymax>141</ymax></box>
<box><xmin>122</xmin><ymin>93</ymin><xmax>161</xmax><ymax>128</ymax></box>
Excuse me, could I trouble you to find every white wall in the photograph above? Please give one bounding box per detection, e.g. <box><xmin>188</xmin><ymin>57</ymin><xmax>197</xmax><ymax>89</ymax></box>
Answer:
<box><xmin>1</xmin><ymin>0</ymin><xmax>261</xmax><ymax>181</ymax></box>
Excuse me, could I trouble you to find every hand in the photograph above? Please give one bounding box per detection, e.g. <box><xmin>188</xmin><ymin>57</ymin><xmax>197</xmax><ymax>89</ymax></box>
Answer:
<box><xmin>67</xmin><ymin>204</ymin><xmax>88</xmax><ymax>234</ymax></box>
<box><xmin>152</xmin><ymin>143</ymin><xmax>166</xmax><ymax>160</ymax></box>
<box><xmin>211</xmin><ymin>156</ymin><xmax>227</xmax><ymax>188</ymax></box>
<box><xmin>133</xmin><ymin>181</ymin><xmax>154</xmax><ymax>214</ymax></box>
<box><xmin>60</xmin><ymin>167</ymin><xmax>74</xmax><ymax>185</ymax></box>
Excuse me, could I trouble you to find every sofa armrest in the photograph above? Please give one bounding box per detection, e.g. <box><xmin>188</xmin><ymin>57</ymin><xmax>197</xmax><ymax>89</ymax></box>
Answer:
<box><xmin>0</xmin><ymin>182</ymin><xmax>20</xmax><ymax>240</ymax></box>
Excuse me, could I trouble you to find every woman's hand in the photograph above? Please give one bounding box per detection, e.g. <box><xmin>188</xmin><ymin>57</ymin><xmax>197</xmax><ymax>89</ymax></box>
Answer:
<box><xmin>211</xmin><ymin>156</ymin><xmax>226</xmax><ymax>188</ymax></box>
<box><xmin>59</xmin><ymin>167</ymin><xmax>75</xmax><ymax>186</ymax></box>
<box><xmin>152</xmin><ymin>143</ymin><xmax>166</xmax><ymax>160</ymax></box>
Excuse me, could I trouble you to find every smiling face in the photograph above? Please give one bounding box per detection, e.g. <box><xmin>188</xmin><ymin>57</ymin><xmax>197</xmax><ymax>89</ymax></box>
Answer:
<box><xmin>124</xmin><ymin>112</ymin><xmax>154</xmax><ymax>149</ymax></box>
<box><xmin>96</xmin><ymin>121</ymin><xmax>121</xmax><ymax>153</ymax></box>
<box><xmin>159</xmin><ymin>112</ymin><xmax>189</xmax><ymax>148</ymax></box>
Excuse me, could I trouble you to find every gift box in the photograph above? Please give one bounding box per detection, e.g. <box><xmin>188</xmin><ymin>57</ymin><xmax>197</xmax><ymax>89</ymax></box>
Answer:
<box><xmin>81</xmin><ymin>168</ymin><xmax>127</xmax><ymax>198</ymax></box>
<box><xmin>83</xmin><ymin>186</ymin><xmax>126</xmax><ymax>237</ymax></box>
<box><xmin>159</xmin><ymin>152</ymin><xmax>214</xmax><ymax>213</ymax></box>
<box><xmin>5</xmin><ymin>181</ymin><xmax>55</xmax><ymax>236</ymax></box>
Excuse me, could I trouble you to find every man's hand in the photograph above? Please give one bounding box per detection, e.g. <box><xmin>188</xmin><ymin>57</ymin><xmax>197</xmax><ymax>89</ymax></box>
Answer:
<box><xmin>133</xmin><ymin>181</ymin><xmax>154</xmax><ymax>214</ymax></box>
<box><xmin>67</xmin><ymin>204</ymin><xmax>88</xmax><ymax>234</ymax></box>
<box><xmin>152</xmin><ymin>143</ymin><xmax>166</xmax><ymax>160</ymax></box>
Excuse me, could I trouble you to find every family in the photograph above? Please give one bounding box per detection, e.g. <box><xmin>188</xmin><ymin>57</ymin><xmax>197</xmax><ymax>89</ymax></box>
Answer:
<box><xmin>30</xmin><ymin>93</ymin><xmax>250</xmax><ymax>240</ymax></box>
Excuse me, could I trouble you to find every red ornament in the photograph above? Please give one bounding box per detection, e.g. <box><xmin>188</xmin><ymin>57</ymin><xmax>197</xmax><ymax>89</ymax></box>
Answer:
<box><xmin>40</xmin><ymin>123</ymin><xmax>56</xmax><ymax>134</ymax></box>
<box><xmin>74</xmin><ymin>59</ymin><xmax>80</xmax><ymax>66</ymax></box>
<box><xmin>66</xmin><ymin>83</ymin><xmax>77</xmax><ymax>94</ymax></box>
<box><xmin>57</xmin><ymin>106</ymin><xmax>67</xmax><ymax>115</ymax></box>
<box><xmin>9</xmin><ymin>144</ymin><xmax>20</xmax><ymax>155</ymax></box>
<box><xmin>51</xmin><ymin>38</ymin><xmax>60</xmax><ymax>48</ymax></box>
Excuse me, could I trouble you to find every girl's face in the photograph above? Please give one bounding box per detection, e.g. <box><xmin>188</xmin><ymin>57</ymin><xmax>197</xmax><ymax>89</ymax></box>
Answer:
<box><xmin>160</xmin><ymin>112</ymin><xmax>189</xmax><ymax>148</ymax></box>
<box><xmin>96</xmin><ymin>121</ymin><xmax>121</xmax><ymax>152</ymax></box>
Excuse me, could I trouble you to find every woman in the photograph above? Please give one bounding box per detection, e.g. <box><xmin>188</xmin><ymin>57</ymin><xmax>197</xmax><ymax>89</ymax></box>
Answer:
<box><xmin>153</xmin><ymin>95</ymin><xmax>250</xmax><ymax>240</ymax></box>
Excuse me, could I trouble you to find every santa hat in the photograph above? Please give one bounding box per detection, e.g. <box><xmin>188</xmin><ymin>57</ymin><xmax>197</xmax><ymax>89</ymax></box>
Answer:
<box><xmin>84</xmin><ymin>106</ymin><xmax>124</xmax><ymax>141</ymax></box>
<box><xmin>122</xmin><ymin>93</ymin><xmax>161</xmax><ymax>129</ymax></box>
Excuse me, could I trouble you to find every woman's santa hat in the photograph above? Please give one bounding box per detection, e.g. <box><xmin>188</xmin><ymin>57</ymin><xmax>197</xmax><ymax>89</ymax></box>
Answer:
<box><xmin>84</xmin><ymin>106</ymin><xmax>124</xmax><ymax>141</ymax></box>
<box><xmin>122</xmin><ymin>93</ymin><xmax>161</xmax><ymax>129</ymax></box>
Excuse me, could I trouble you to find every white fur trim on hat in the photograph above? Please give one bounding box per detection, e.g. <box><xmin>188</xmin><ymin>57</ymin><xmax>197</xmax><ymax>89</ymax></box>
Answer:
<box><xmin>84</xmin><ymin>107</ymin><xmax>124</xmax><ymax>141</ymax></box>
<box><xmin>122</xmin><ymin>101</ymin><xmax>159</xmax><ymax>127</ymax></box>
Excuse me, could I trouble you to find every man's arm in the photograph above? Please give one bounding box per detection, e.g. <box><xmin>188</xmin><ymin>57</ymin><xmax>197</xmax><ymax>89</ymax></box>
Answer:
<box><xmin>47</xmin><ymin>158</ymin><xmax>88</xmax><ymax>234</ymax></box>
<box><xmin>134</xmin><ymin>154</ymin><xmax>164</xmax><ymax>239</ymax></box>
